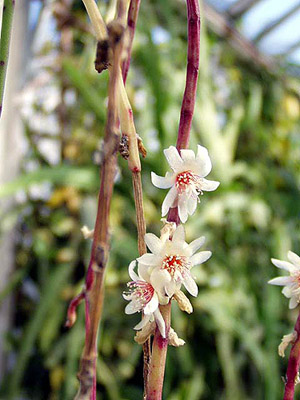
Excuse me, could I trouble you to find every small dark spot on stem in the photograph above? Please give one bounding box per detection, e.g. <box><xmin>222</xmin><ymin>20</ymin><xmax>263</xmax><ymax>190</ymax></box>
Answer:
<box><xmin>95</xmin><ymin>245</ymin><xmax>106</xmax><ymax>269</ymax></box>
<box><xmin>0</xmin><ymin>61</ymin><xmax>5</xmax><ymax>66</ymax></box>
<box><xmin>119</xmin><ymin>134</ymin><xmax>129</xmax><ymax>159</ymax></box>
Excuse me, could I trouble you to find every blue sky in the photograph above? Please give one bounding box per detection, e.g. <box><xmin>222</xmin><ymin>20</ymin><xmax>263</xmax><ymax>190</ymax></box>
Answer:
<box><xmin>208</xmin><ymin>0</ymin><xmax>300</xmax><ymax>64</ymax></box>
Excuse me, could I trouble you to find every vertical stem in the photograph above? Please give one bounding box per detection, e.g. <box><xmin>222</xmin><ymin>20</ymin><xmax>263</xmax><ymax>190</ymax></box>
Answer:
<box><xmin>284</xmin><ymin>311</ymin><xmax>300</xmax><ymax>400</ymax></box>
<box><xmin>0</xmin><ymin>0</ymin><xmax>15</xmax><ymax>117</ymax></box>
<box><xmin>132</xmin><ymin>171</ymin><xmax>151</xmax><ymax>396</ymax></box>
<box><xmin>119</xmin><ymin>3</ymin><xmax>152</xmax><ymax>393</ymax></box>
<box><xmin>132</xmin><ymin>172</ymin><xmax>147</xmax><ymax>255</ymax></box>
<box><xmin>75</xmin><ymin>17</ymin><xmax>124</xmax><ymax>400</ymax></box>
<box><xmin>176</xmin><ymin>0</ymin><xmax>200</xmax><ymax>150</ymax></box>
<box><xmin>147</xmin><ymin>303</ymin><xmax>171</xmax><ymax>400</ymax></box>
<box><xmin>82</xmin><ymin>0</ymin><xmax>107</xmax><ymax>41</ymax></box>
<box><xmin>122</xmin><ymin>0</ymin><xmax>141</xmax><ymax>83</ymax></box>
<box><xmin>147</xmin><ymin>1</ymin><xmax>200</xmax><ymax>399</ymax></box>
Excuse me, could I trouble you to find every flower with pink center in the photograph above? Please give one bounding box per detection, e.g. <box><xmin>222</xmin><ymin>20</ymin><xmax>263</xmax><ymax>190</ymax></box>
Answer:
<box><xmin>123</xmin><ymin>260</ymin><xmax>166</xmax><ymax>337</ymax></box>
<box><xmin>151</xmin><ymin>145</ymin><xmax>219</xmax><ymax>223</ymax></box>
<box><xmin>137</xmin><ymin>225</ymin><xmax>212</xmax><ymax>300</ymax></box>
<box><xmin>268</xmin><ymin>251</ymin><xmax>300</xmax><ymax>309</ymax></box>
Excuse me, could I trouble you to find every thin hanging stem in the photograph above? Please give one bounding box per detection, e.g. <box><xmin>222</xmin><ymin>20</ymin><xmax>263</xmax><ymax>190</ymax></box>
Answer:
<box><xmin>74</xmin><ymin>15</ymin><xmax>125</xmax><ymax>400</ymax></box>
<box><xmin>67</xmin><ymin>0</ymin><xmax>148</xmax><ymax>397</ymax></box>
<box><xmin>284</xmin><ymin>311</ymin><xmax>300</xmax><ymax>400</ymax></box>
<box><xmin>118</xmin><ymin>64</ymin><xmax>151</xmax><ymax>395</ymax></box>
<box><xmin>122</xmin><ymin>0</ymin><xmax>141</xmax><ymax>83</ymax></box>
<box><xmin>118</xmin><ymin>2</ymin><xmax>152</xmax><ymax>392</ymax></box>
<box><xmin>0</xmin><ymin>0</ymin><xmax>15</xmax><ymax>117</ymax></box>
<box><xmin>176</xmin><ymin>0</ymin><xmax>200</xmax><ymax>151</ymax></box>
<box><xmin>146</xmin><ymin>303</ymin><xmax>172</xmax><ymax>400</ymax></box>
<box><xmin>147</xmin><ymin>1</ymin><xmax>200</xmax><ymax>398</ymax></box>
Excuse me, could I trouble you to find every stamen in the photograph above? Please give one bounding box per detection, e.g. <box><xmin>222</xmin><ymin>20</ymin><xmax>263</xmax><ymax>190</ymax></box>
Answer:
<box><xmin>175</xmin><ymin>170</ymin><xmax>202</xmax><ymax>194</ymax></box>
<box><xmin>161</xmin><ymin>255</ymin><xmax>190</xmax><ymax>279</ymax></box>
<box><xmin>125</xmin><ymin>280</ymin><xmax>154</xmax><ymax>308</ymax></box>
<box><xmin>291</xmin><ymin>272</ymin><xmax>300</xmax><ymax>286</ymax></box>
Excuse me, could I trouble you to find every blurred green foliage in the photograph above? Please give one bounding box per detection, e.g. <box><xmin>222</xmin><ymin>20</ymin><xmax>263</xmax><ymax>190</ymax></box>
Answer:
<box><xmin>0</xmin><ymin>1</ymin><xmax>300</xmax><ymax>399</ymax></box>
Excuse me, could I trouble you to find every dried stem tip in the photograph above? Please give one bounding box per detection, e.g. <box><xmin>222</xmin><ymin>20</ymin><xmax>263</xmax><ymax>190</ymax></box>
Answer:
<box><xmin>95</xmin><ymin>39</ymin><xmax>110</xmax><ymax>73</ymax></box>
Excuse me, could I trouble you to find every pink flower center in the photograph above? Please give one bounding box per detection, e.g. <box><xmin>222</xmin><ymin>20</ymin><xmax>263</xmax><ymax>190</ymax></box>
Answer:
<box><xmin>127</xmin><ymin>280</ymin><xmax>154</xmax><ymax>306</ymax></box>
<box><xmin>291</xmin><ymin>272</ymin><xmax>300</xmax><ymax>286</ymax></box>
<box><xmin>175</xmin><ymin>170</ymin><xmax>201</xmax><ymax>194</ymax></box>
<box><xmin>162</xmin><ymin>255</ymin><xmax>189</xmax><ymax>278</ymax></box>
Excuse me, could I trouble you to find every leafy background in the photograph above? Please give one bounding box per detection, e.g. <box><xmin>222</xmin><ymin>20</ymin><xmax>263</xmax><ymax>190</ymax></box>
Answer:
<box><xmin>0</xmin><ymin>1</ymin><xmax>300</xmax><ymax>399</ymax></box>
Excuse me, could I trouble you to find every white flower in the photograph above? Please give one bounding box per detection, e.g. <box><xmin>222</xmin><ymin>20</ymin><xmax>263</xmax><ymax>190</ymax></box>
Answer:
<box><xmin>123</xmin><ymin>261</ymin><xmax>166</xmax><ymax>337</ymax></box>
<box><xmin>151</xmin><ymin>145</ymin><xmax>219</xmax><ymax>223</ymax></box>
<box><xmin>268</xmin><ymin>251</ymin><xmax>300</xmax><ymax>309</ymax></box>
<box><xmin>137</xmin><ymin>225</ymin><xmax>211</xmax><ymax>299</ymax></box>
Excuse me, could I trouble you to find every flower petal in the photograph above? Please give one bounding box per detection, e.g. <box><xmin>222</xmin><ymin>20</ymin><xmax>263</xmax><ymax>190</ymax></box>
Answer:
<box><xmin>164</xmin><ymin>146</ymin><xmax>183</xmax><ymax>171</ymax></box>
<box><xmin>288</xmin><ymin>251</ymin><xmax>300</xmax><ymax>268</ymax></box>
<box><xmin>150</xmin><ymin>268</ymin><xmax>172</xmax><ymax>298</ymax></box>
<box><xmin>268</xmin><ymin>276</ymin><xmax>293</xmax><ymax>286</ymax></box>
<box><xmin>128</xmin><ymin>260</ymin><xmax>139</xmax><ymax>281</ymax></box>
<box><xmin>282</xmin><ymin>286</ymin><xmax>293</xmax><ymax>298</ymax></box>
<box><xmin>190</xmin><ymin>251</ymin><xmax>212</xmax><ymax>266</ymax></box>
<box><xmin>178</xmin><ymin>194</ymin><xmax>189</xmax><ymax>223</ymax></box>
<box><xmin>180</xmin><ymin>149</ymin><xmax>195</xmax><ymax>163</ymax></box>
<box><xmin>271</xmin><ymin>258</ymin><xmax>297</xmax><ymax>272</ymax></box>
<box><xmin>125</xmin><ymin>300</ymin><xmax>141</xmax><ymax>314</ymax></box>
<box><xmin>188</xmin><ymin>236</ymin><xmax>205</xmax><ymax>254</ymax></box>
<box><xmin>151</xmin><ymin>172</ymin><xmax>174</xmax><ymax>189</ymax></box>
<box><xmin>138</xmin><ymin>263</ymin><xmax>151</xmax><ymax>282</ymax></box>
<box><xmin>201</xmin><ymin>178</ymin><xmax>220</xmax><ymax>192</ymax></box>
<box><xmin>123</xmin><ymin>293</ymin><xmax>132</xmax><ymax>301</ymax></box>
<box><xmin>183</xmin><ymin>272</ymin><xmax>198</xmax><ymax>296</ymax></box>
<box><xmin>162</xmin><ymin>186</ymin><xmax>178</xmax><ymax>216</ymax></box>
<box><xmin>172</xmin><ymin>225</ymin><xmax>185</xmax><ymax>244</ymax></box>
<box><xmin>137</xmin><ymin>253</ymin><xmax>159</xmax><ymax>266</ymax></box>
<box><xmin>289</xmin><ymin>296</ymin><xmax>299</xmax><ymax>309</ymax></box>
<box><xmin>144</xmin><ymin>292</ymin><xmax>159</xmax><ymax>315</ymax></box>
<box><xmin>134</xmin><ymin>314</ymin><xmax>151</xmax><ymax>330</ymax></box>
<box><xmin>145</xmin><ymin>233</ymin><xmax>163</xmax><ymax>255</ymax></box>
<box><xmin>187</xmin><ymin>196</ymin><xmax>198</xmax><ymax>215</ymax></box>
<box><xmin>154</xmin><ymin>309</ymin><xmax>166</xmax><ymax>338</ymax></box>
<box><xmin>164</xmin><ymin>280</ymin><xmax>178</xmax><ymax>298</ymax></box>
<box><xmin>196</xmin><ymin>145</ymin><xmax>212</xmax><ymax>176</ymax></box>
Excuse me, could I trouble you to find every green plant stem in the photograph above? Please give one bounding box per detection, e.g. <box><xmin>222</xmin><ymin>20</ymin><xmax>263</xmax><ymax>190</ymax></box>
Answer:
<box><xmin>0</xmin><ymin>0</ymin><xmax>15</xmax><ymax>117</ymax></box>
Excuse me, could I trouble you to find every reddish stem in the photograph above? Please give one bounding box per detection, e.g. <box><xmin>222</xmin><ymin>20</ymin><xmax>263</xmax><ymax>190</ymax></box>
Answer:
<box><xmin>176</xmin><ymin>0</ymin><xmax>200</xmax><ymax>150</ymax></box>
<box><xmin>284</xmin><ymin>311</ymin><xmax>300</xmax><ymax>400</ymax></box>
<box><xmin>120</xmin><ymin>3</ymin><xmax>152</xmax><ymax>395</ymax></box>
<box><xmin>122</xmin><ymin>0</ymin><xmax>141</xmax><ymax>83</ymax></box>
<box><xmin>146</xmin><ymin>303</ymin><xmax>171</xmax><ymax>400</ymax></box>
<box><xmin>147</xmin><ymin>2</ymin><xmax>200</xmax><ymax>398</ymax></box>
<box><xmin>74</xmin><ymin>19</ymin><xmax>124</xmax><ymax>399</ymax></box>
<box><xmin>65</xmin><ymin>291</ymin><xmax>85</xmax><ymax>328</ymax></box>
